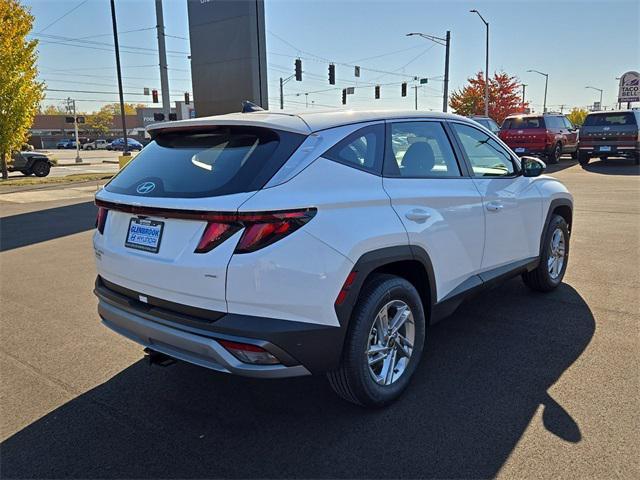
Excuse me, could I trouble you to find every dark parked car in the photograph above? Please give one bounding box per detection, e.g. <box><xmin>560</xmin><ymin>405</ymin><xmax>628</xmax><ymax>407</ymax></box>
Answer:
<box><xmin>107</xmin><ymin>138</ymin><xmax>143</xmax><ymax>151</ymax></box>
<box><xmin>469</xmin><ymin>116</ymin><xmax>500</xmax><ymax>135</ymax></box>
<box><xmin>577</xmin><ymin>110</ymin><xmax>640</xmax><ymax>166</ymax></box>
<box><xmin>9</xmin><ymin>151</ymin><xmax>53</xmax><ymax>177</ymax></box>
<box><xmin>499</xmin><ymin>113</ymin><xmax>579</xmax><ymax>164</ymax></box>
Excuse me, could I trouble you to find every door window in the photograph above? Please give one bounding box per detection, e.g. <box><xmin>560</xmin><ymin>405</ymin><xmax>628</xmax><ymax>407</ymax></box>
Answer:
<box><xmin>451</xmin><ymin>123</ymin><xmax>516</xmax><ymax>177</ymax></box>
<box><xmin>385</xmin><ymin>122</ymin><xmax>461</xmax><ymax>178</ymax></box>
<box><xmin>323</xmin><ymin>124</ymin><xmax>384</xmax><ymax>174</ymax></box>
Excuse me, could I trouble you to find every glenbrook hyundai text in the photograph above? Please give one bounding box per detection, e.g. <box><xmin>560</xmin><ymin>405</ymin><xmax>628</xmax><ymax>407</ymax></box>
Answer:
<box><xmin>93</xmin><ymin>110</ymin><xmax>573</xmax><ymax>407</ymax></box>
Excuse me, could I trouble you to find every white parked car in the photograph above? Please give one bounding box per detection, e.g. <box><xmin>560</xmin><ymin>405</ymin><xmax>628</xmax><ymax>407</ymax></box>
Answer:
<box><xmin>93</xmin><ymin>110</ymin><xmax>573</xmax><ymax>406</ymax></box>
<box><xmin>83</xmin><ymin>139</ymin><xmax>108</xmax><ymax>150</ymax></box>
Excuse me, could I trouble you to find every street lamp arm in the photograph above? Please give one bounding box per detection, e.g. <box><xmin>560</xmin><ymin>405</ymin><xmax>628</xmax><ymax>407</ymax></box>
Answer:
<box><xmin>406</xmin><ymin>32</ymin><xmax>446</xmax><ymax>45</ymax></box>
<box><xmin>527</xmin><ymin>69</ymin><xmax>548</xmax><ymax>78</ymax></box>
<box><xmin>470</xmin><ymin>9</ymin><xmax>488</xmax><ymax>25</ymax></box>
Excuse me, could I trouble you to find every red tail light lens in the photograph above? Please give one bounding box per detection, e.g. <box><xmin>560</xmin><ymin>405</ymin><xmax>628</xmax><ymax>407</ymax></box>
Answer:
<box><xmin>335</xmin><ymin>271</ymin><xmax>358</xmax><ymax>306</ymax></box>
<box><xmin>218</xmin><ymin>339</ymin><xmax>280</xmax><ymax>365</ymax></box>
<box><xmin>195</xmin><ymin>222</ymin><xmax>242</xmax><ymax>253</ymax></box>
<box><xmin>193</xmin><ymin>208</ymin><xmax>316</xmax><ymax>254</ymax></box>
<box><xmin>96</xmin><ymin>207</ymin><xmax>108</xmax><ymax>234</ymax></box>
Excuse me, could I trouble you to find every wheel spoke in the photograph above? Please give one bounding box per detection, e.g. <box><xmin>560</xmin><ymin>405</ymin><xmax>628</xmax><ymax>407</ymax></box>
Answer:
<box><xmin>375</xmin><ymin>308</ymin><xmax>389</xmax><ymax>335</ymax></box>
<box><xmin>396</xmin><ymin>332</ymin><xmax>414</xmax><ymax>350</ymax></box>
<box><xmin>366</xmin><ymin>344</ymin><xmax>390</xmax><ymax>356</ymax></box>
<box><xmin>383</xmin><ymin>348</ymin><xmax>397</xmax><ymax>385</ymax></box>
<box><xmin>368</xmin><ymin>352</ymin><xmax>389</xmax><ymax>366</ymax></box>
<box><xmin>389</xmin><ymin>306</ymin><xmax>410</xmax><ymax>336</ymax></box>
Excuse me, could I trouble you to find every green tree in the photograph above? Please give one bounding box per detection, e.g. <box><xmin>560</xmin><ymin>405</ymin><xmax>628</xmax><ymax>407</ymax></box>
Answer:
<box><xmin>87</xmin><ymin>108</ymin><xmax>113</xmax><ymax>137</ymax></box>
<box><xmin>0</xmin><ymin>0</ymin><xmax>44</xmax><ymax>179</ymax></box>
<box><xmin>449</xmin><ymin>71</ymin><xmax>527</xmax><ymax>124</ymax></box>
<box><xmin>101</xmin><ymin>102</ymin><xmax>144</xmax><ymax>115</ymax></box>
<box><xmin>566</xmin><ymin>108</ymin><xmax>588</xmax><ymax>127</ymax></box>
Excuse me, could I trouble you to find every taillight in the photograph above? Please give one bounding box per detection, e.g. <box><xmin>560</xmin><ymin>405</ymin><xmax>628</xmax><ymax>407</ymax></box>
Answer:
<box><xmin>193</xmin><ymin>208</ymin><xmax>316</xmax><ymax>254</ymax></box>
<box><xmin>218</xmin><ymin>339</ymin><xmax>280</xmax><ymax>365</ymax></box>
<box><xmin>195</xmin><ymin>222</ymin><xmax>242</xmax><ymax>253</ymax></box>
<box><xmin>96</xmin><ymin>207</ymin><xmax>108</xmax><ymax>234</ymax></box>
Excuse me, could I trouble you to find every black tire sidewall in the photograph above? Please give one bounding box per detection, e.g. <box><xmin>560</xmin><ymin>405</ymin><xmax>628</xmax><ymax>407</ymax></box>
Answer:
<box><xmin>33</xmin><ymin>161</ymin><xmax>50</xmax><ymax>177</ymax></box>
<box><xmin>347</xmin><ymin>276</ymin><xmax>426</xmax><ymax>406</ymax></box>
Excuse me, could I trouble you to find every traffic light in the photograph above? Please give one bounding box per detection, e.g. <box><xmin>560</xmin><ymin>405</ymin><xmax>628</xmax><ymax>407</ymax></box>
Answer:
<box><xmin>184</xmin><ymin>92</ymin><xmax>190</xmax><ymax>105</ymax></box>
<box><xmin>401</xmin><ymin>82</ymin><xmax>407</xmax><ymax>97</ymax></box>
<box><xmin>328</xmin><ymin>64</ymin><xmax>335</xmax><ymax>85</ymax></box>
<box><xmin>152</xmin><ymin>89</ymin><xmax>159</xmax><ymax>103</ymax></box>
<box><xmin>375</xmin><ymin>85</ymin><xmax>380</xmax><ymax>99</ymax></box>
<box><xmin>342</xmin><ymin>89</ymin><xmax>347</xmax><ymax>105</ymax></box>
<box><xmin>295</xmin><ymin>58</ymin><xmax>302</xmax><ymax>81</ymax></box>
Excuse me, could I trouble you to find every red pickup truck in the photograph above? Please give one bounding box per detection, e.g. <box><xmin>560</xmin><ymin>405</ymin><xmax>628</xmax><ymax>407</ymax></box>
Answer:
<box><xmin>499</xmin><ymin>113</ymin><xmax>579</xmax><ymax>164</ymax></box>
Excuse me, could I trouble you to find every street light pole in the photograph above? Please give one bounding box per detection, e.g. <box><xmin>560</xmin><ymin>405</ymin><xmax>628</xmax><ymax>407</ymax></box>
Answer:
<box><xmin>527</xmin><ymin>69</ymin><xmax>549</xmax><ymax>113</ymax></box>
<box><xmin>279</xmin><ymin>74</ymin><xmax>295</xmax><ymax>110</ymax></box>
<box><xmin>521</xmin><ymin>83</ymin><xmax>527</xmax><ymax>109</ymax></box>
<box><xmin>586</xmin><ymin>86</ymin><xmax>604</xmax><ymax>110</ymax></box>
<box><xmin>406</xmin><ymin>31</ymin><xmax>451</xmax><ymax>112</ymax></box>
<box><xmin>470</xmin><ymin>10</ymin><xmax>489</xmax><ymax>117</ymax></box>
<box><xmin>110</xmin><ymin>0</ymin><xmax>128</xmax><ymax>155</ymax></box>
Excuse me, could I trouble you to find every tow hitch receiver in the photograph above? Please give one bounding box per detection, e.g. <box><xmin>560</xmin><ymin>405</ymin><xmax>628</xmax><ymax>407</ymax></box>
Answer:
<box><xmin>144</xmin><ymin>348</ymin><xmax>176</xmax><ymax>367</ymax></box>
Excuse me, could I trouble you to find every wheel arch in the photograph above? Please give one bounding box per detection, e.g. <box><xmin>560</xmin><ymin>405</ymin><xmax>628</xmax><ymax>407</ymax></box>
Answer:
<box><xmin>540</xmin><ymin>198</ymin><xmax>573</xmax><ymax>257</ymax></box>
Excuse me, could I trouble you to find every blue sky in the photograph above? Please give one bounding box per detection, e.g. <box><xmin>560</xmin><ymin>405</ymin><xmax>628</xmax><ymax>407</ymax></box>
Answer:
<box><xmin>28</xmin><ymin>0</ymin><xmax>639</xmax><ymax>114</ymax></box>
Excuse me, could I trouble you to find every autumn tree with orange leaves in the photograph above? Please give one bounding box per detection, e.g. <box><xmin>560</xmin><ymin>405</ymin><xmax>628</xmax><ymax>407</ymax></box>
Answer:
<box><xmin>449</xmin><ymin>71</ymin><xmax>526</xmax><ymax>124</ymax></box>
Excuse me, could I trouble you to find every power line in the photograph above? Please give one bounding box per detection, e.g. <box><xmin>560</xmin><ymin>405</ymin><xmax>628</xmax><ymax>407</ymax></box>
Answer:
<box><xmin>36</xmin><ymin>0</ymin><xmax>90</xmax><ymax>34</ymax></box>
<box><xmin>34</xmin><ymin>33</ymin><xmax>190</xmax><ymax>55</ymax></box>
<box><xmin>44</xmin><ymin>87</ymin><xmax>188</xmax><ymax>98</ymax></box>
<box><xmin>42</xmin><ymin>78</ymin><xmax>190</xmax><ymax>94</ymax></box>
<box><xmin>72</xmin><ymin>26</ymin><xmax>156</xmax><ymax>41</ymax></box>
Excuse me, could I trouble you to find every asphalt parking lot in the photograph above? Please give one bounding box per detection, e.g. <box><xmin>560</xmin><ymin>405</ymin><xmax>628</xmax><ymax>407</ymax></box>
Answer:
<box><xmin>0</xmin><ymin>158</ymin><xmax>638</xmax><ymax>479</ymax></box>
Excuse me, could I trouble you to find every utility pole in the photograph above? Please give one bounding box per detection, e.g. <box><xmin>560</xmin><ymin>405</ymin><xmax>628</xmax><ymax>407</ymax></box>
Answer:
<box><xmin>67</xmin><ymin>98</ymin><xmax>82</xmax><ymax>163</ymax></box>
<box><xmin>521</xmin><ymin>84</ymin><xmax>527</xmax><ymax>108</ymax></box>
<box><xmin>155</xmin><ymin>0</ymin><xmax>170</xmax><ymax>121</ymax></box>
<box><xmin>110</xmin><ymin>0</ymin><xmax>128</xmax><ymax>155</ymax></box>
<box><xmin>443</xmin><ymin>30</ymin><xmax>450</xmax><ymax>112</ymax></box>
<box><xmin>471</xmin><ymin>10</ymin><xmax>490</xmax><ymax>117</ymax></box>
<box><xmin>406</xmin><ymin>31</ymin><xmax>451</xmax><ymax>112</ymax></box>
<box><xmin>279</xmin><ymin>74</ymin><xmax>295</xmax><ymax>109</ymax></box>
<box><xmin>414</xmin><ymin>85</ymin><xmax>418</xmax><ymax>110</ymax></box>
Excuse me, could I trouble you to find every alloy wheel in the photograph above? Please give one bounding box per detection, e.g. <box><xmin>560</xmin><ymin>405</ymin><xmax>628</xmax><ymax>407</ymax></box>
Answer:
<box><xmin>547</xmin><ymin>227</ymin><xmax>566</xmax><ymax>279</ymax></box>
<box><xmin>366</xmin><ymin>300</ymin><xmax>415</xmax><ymax>386</ymax></box>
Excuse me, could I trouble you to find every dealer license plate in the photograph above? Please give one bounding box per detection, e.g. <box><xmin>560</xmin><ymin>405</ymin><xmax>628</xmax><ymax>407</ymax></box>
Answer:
<box><xmin>599</xmin><ymin>146</ymin><xmax>612</xmax><ymax>152</ymax></box>
<box><xmin>125</xmin><ymin>218</ymin><xmax>164</xmax><ymax>253</ymax></box>
<box><xmin>514</xmin><ymin>147</ymin><xmax>526</xmax><ymax>153</ymax></box>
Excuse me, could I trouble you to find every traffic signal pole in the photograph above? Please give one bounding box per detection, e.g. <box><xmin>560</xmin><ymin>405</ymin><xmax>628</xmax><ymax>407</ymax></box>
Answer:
<box><xmin>279</xmin><ymin>74</ymin><xmax>295</xmax><ymax>110</ymax></box>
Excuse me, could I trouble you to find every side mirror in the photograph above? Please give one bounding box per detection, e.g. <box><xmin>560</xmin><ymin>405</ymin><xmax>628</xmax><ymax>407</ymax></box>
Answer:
<box><xmin>522</xmin><ymin>156</ymin><xmax>546</xmax><ymax>177</ymax></box>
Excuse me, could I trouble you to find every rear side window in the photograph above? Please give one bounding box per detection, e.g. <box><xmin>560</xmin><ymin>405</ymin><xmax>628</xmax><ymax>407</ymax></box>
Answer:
<box><xmin>502</xmin><ymin>117</ymin><xmax>545</xmax><ymax>129</ymax></box>
<box><xmin>105</xmin><ymin>126</ymin><xmax>305</xmax><ymax>198</ymax></box>
<box><xmin>385</xmin><ymin>121</ymin><xmax>461</xmax><ymax>178</ymax></box>
<box><xmin>583</xmin><ymin>113</ymin><xmax>637</xmax><ymax>127</ymax></box>
<box><xmin>323</xmin><ymin>124</ymin><xmax>384</xmax><ymax>174</ymax></box>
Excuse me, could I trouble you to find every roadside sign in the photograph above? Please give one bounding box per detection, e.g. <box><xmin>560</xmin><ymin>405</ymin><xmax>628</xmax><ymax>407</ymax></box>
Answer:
<box><xmin>346</xmin><ymin>87</ymin><xmax>355</xmax><ymax>95</ymax></box>
<box><xmin>593</xmin><ymin>101</ymin><xmax>601</xmax><ymax>111</ymax></box>
<box><xmin>143</xmin><ymin>87</ymin><xmax>150</xmax><ymax>96</ymax></box>
<box><xmin>618</xmin><ymin>71</ymin><xmax>639</xmax><ymax>103</ymax></box>
<box><xmin>419</xmin><ymin>78</ymin><xmax>429</xmax><ymax>84</ymax></box>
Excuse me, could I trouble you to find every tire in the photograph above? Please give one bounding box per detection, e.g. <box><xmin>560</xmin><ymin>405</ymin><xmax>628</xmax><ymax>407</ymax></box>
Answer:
<box><xmin>571</xmin><ymin>150</ymin><xmax>578</xmax><ymax>160</ymax></box>
<box><xmin>19</xmin><ymin>170</ymin><xmax>32</xmax><ymax>176</ymax></box>
<box><xmin>635</xmin><ymin>154</ymin><xmax>639</xmax><ymax>166</ymax></box>
<box><xmin>32</xmin><ymin>161</ymin><xmax>50</xmax><ymax>177</ymax></box>
<box><xmin>547</xmin><ymin>142</ymin><xmax>561</xmax><ymax>164</ymax></box>
<box><xmin>578</xmin><ymin>151</ymin><xmax>589</xmax><ymax>167</ymax></box>
<box><xmin>327</xmin><ymin>274</ymin><xmax>426</xmax><ymax>407</ymax></box>
<box><xmin>522</xmin><ymin>214</ymin><xmax>569</xmax><ymax>292</ymax></box>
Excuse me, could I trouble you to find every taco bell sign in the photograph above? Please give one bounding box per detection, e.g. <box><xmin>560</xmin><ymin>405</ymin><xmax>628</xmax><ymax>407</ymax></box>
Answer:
<box><xmin>618</xmin><ymin>71</ymin><xmax>640</xmax><ymax>103</ymax></box>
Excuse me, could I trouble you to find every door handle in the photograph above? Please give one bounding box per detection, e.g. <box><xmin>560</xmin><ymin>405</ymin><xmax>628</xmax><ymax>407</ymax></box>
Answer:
<box><xmin>486</xmin><ymin>201</ymin><xmax>504</xmax><ymax>212</ymax></box>
<box><xmin>405</xmin><ymin>209</ymin><xmax>431</xmax><ymax>223</ymax></box>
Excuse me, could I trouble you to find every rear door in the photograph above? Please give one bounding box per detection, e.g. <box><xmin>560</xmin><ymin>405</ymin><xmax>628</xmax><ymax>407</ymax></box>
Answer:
<box><xmin>449</xmin><ymin>122</ymin><xmax>543</xmax><ymax>270</ymax></box>
<box><xmin>382</xmin><ymin>120</ymin><xmax>485</xmax><ymax>301</ymax></box>
<box><xmin>94</xmin><ymin>126</ymin><xmax>306</xmax><ymax>312</ymax></box>
<box><xmin>561</xmin><ymin>116</ymin><xmax>578</xmax><ymax>150</ymax></box>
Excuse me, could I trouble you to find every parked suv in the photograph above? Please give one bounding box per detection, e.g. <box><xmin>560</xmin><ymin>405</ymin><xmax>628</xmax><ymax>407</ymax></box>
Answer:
<box><xmin>9</xmin><ymin>151</ymin><xmax>52</xmax><ymax>177</ymax></box>
<box><xmin>83</xmin><ymin>139</ymin><xmax>108</xmax><ymax>150</ymax></box>
<box><xmin>499</xmin><ymin>113</ymin><xmax>578</xmax><ymax>164</ymax></box>
<box><xmin>93</xmin><ymin>111</ymin><xmax>573</xmax><ymax>407</ymax></box>
<box><xmin>577</xmin><ymin>110</ymin><xmax>640</xmax><ymax>166</ymax></box>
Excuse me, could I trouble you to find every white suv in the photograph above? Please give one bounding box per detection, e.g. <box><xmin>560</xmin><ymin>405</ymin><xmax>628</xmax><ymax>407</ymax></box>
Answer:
<box><xmin>93</xmin><ymin>110</ymin><xmax>573</xmax><ymax>407</ymax></box>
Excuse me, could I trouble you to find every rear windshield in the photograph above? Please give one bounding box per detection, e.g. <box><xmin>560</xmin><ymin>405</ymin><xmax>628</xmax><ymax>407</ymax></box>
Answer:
<box><xmin>105</xmin><ymin>126</ymin><xmax>305</xmax><ymax>198</ymax></box>
<box><xmin>583</xmin><ymin>113</ymin><xmax>637</xmax><ymax>127</ymax></box>
<box><xmin>502</xmin><ymin>117</ymin><xmax>545</xmax><ymax>129</ymax></box>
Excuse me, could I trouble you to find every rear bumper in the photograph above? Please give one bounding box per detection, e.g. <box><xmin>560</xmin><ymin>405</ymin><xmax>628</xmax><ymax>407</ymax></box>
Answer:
<box><xmin>95</xmin><ymin>277</ymin><xmax>346</xmax><ymax>377</ymax></box>
<box><xmin>578</xmin><ymin>144</ymin><xmax>639</xmax><ymax>157</ymax></box>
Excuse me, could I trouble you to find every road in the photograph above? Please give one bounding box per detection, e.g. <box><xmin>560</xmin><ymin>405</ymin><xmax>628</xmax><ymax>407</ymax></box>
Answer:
<box><xmin>0</xmin><ymin>158</ymin><xmax>638</xmax><ymax>479</ymax></box>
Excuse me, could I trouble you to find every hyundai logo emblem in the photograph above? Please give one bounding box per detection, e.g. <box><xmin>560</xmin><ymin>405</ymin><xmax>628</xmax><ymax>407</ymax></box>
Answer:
<box><xmin>136</xmin><ymin>181</ymin><xmax>156</xmax><ymax>194</ymax></box>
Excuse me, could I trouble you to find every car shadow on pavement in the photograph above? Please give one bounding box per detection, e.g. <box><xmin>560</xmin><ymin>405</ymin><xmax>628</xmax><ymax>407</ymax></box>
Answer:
<box><xmin>0</xmin><ymin>279</ymin><xmax>594</xmax><ymax>479</ymax></box>
<box><xmin>0</xmin><ymin>201</ymin><xmax>96</xmax><ymax>252</ymax></box>
<box><xmin>543</xmin><ymin>157</ymin><xmax>579</xmax><ymax>174</ymax></box>
<box><xmin>583</xmin><ymin>158</ymin><xmax>640</xmax><ymax>175</ymax></box>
